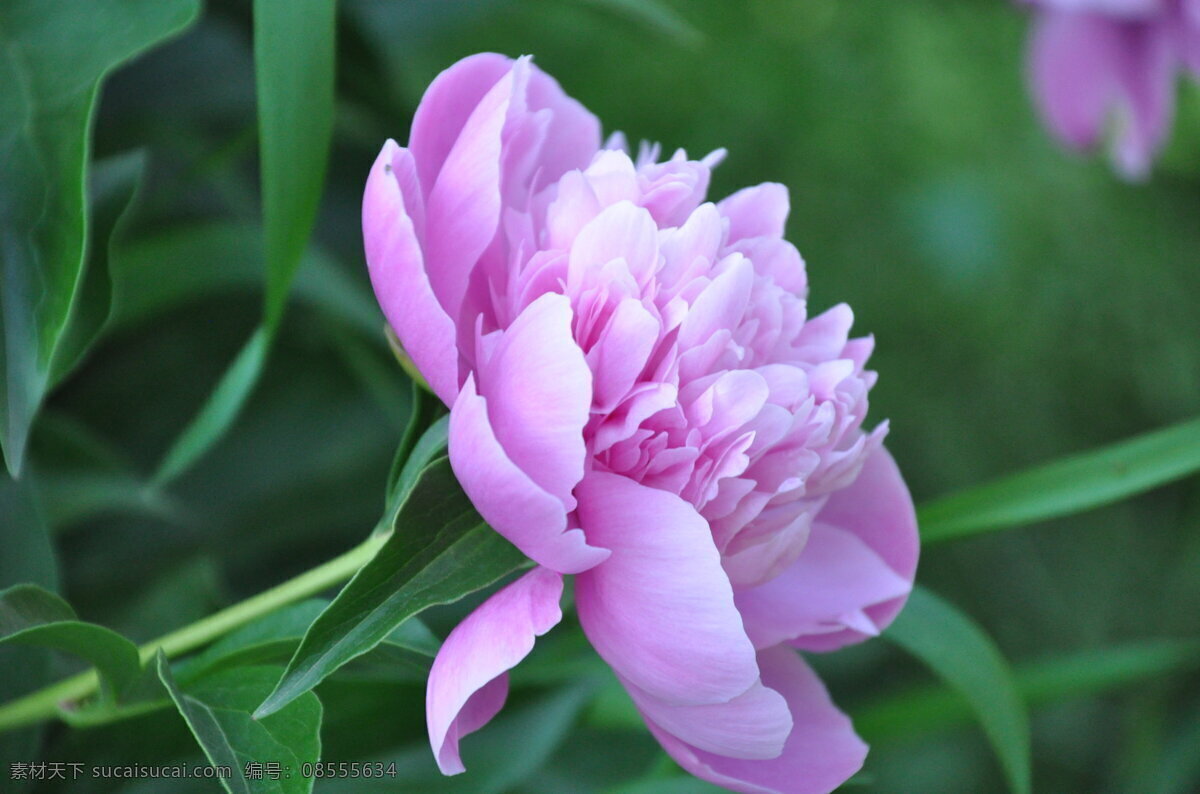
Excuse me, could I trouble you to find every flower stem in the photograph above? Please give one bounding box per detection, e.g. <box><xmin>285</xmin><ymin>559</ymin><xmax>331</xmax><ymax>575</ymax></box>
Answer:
<box><xmin>0</xmin><ymin>531</ymin><xmax>389</xmax><ymax>733</ymax></box>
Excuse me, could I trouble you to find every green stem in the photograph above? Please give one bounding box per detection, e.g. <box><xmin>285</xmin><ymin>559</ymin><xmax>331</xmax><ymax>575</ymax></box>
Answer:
<box><xmin>0</xmin><ymin>531</ymin><xmax>389</xmax><ymax>733</ymax></box>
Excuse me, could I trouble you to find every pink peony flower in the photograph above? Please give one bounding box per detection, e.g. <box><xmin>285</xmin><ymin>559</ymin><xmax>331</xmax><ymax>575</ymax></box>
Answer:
<box><xmin>362</xmin><ymin>53</ymin><xmax>919</xmax><ymax>794</ymax></box>
<box><xmin>1021</xmin><ymin>0</ymin><xmax>1200</xmax><ymax>176</ymax></box>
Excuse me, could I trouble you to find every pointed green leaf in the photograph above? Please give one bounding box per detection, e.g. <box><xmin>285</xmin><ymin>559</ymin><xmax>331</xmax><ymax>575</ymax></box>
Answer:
<box><xmin>158</xmin><ymin>655</ymin><xmax>322</xmax><ymax>794</ymax></box>
<box><xmin>884</xmin><ymin>586</ymin><xmax>1031</xmax><ymax>794</ymax></box>
<box><xmin>0</xmin><ymin>584</ymin><xmax>141</xmax><ymax>702</ymax></box>
<box><xmin>255</xmin><ymin>457</ymin><xmax>529</xmax><ymax>718</ymax></box>
<box><xmin>153</xmin><ymin>327</ymin><xmax>269</xmax><ymax>486</ymax></box>
<box><xmin>920</xmin><ymin>416</ymin><xmax>1200</xmax><ymax>543</ymax></box>
<box><xmin>254</xmin><ymin>0</ymin><xmax>336</xmax><ymax>330</ymax></box>
<box><xmin>47</xmin><ymin>151</ymin><xmax>145</xmax><ymax>388</ymax></box>
<box><xmin>111</xmin><ymin>222</ymin><xmax>380</xmax><ymax>337</ymax></box>
<box><xmin>858</xmin><ymin>639</ymin><xmax>1200</xmax><ymax>741</ymax></box>
<box><xmin>380</xmin><ymin>414</ymin><xmax>449</xmax><ymax>533</ymax></box>
<box><xmin>59</xmin><ymin>662</ymin><xmax>169</xmax><ymax>727</ymax></box>
<box><xmin>134</xmin><ymin>0</ymin><xmax>337</xmax><ymax>486</ymax></box>
<box><xmin>0</xmin><ymin>0</ymin><xmax>199</xmax><ymax>475</ymax></box>
<box><xmin>177</xmin><ymin>600</ymin><xmax>436</xmax><ymax>682</ymax></box>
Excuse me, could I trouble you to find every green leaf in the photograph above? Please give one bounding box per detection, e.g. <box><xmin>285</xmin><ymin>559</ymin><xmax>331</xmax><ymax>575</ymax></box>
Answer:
<box><xmin>255</xmin><ymin>457</ymin><xmax>529</xmax><ymax>718</ymax></box>
<box><xmin>46</xmin><ymin>151</ymin><xmax>145</xmax><ymax>388</ymax></box>
<box><xmin>0</xmin><ymin>475</ymin><xmax>56</xmax><ymax>776</ymax></box>
<box><xmin>321</xmin><ymin>681</ymin><xmax>600</xmax><ymax>794</ymax></box>
<box><xmin>857</xmin><ymin>639</ymin><xmax>1200</xmax><ymax>741</ymax></box>
<box><xmin>27</xmin><ymin>409</ymin><xmax>183</xmax><ymax>530</ymax></box>
<box><xmin>0</xmin><ymin>0</ymin><xmax>199</xmax><ymax>475</ymax></box>
<box><xmin>0</xmin><ymin>476</ymin><xmax>57</xmax><ymax>591</ymax></box>
<box><xmin>326</xmin><ymin>323</ymin><xmax>412</xmax><ymax>432</ymax></box>
<box><xmin>112</xmin><ymin>221</ymin><xmax>381</xmax><ymax>337</ymax></box>
<box><xmin>177</xmin><ymin>600</ymin><xmax>437</xmax><ymax>683</ymax></box>
<box><xmin>387</xmin><ymin>383</ymin><xmax>444</xmax><ymax>495</ymax></box>
<box><xmin>38</xmin><ymin>471</ymin><xmax>184</xmax><ymax>529</ymax></box>
<box><xmin>59</xmin><ymin>662</ymin><xmax>169</xmax><ymax>728</ymax></box>
<box><xmin>131</xmin><ymin>0</ymin><xmax>339</xmax><ymax>488</ymax></box>
<box><xmin>380</xmin><ymin>414</ymin><xmax>449</xmax><ymax>533</ymax></box>
<box><xmin>158</xmin><ymin>654</ymin><xmax>322</xmax><ymax>794</ymax></box>
<box><xmin>152</xmin><ymin>327</ymin><xmax>269</xmax><ymax>486</ymax></box>
<box><xmin>254</xmin><ymin>0</ymin><xmax>336</xmax><ymax>331</ymax></box>
<box><xmin>884</xmin><ymin>586</ymin><xmax>1031</xmax><ymax>794</ymax></box>
<box><xmin>920</xmin><ymin>416</ymin><xmax>1200</xmax><ymax>543</ymax></box>
<box><xmin>180</xmin><ymin>601</ymin><xmax>332</xmax><ymax>680</ymax></box>
<box><xmin>0</xmin><ymin>584</ymin><xmax>141</xmax><ymax>702</ymax></box>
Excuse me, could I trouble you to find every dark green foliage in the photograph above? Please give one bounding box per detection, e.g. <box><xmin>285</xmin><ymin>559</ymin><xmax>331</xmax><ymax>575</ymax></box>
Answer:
<box><xmin>0</xmin><ymin>1</ymin><xmax>1197</xmax><ymax>792</ymax></box>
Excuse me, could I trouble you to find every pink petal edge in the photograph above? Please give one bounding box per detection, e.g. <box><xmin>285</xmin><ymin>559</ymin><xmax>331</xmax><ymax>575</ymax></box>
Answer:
<box><xmin>426</xmin><ymin>567</ymin><xmax>564</xmax><ymax>774</ymax></box>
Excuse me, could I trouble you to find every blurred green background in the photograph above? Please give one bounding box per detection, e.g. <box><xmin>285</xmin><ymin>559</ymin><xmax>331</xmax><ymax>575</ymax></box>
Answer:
<box><xmin>3</xmin><ymin>0</ymin><xmax>1199</xmax><ymax>791</ymax></box>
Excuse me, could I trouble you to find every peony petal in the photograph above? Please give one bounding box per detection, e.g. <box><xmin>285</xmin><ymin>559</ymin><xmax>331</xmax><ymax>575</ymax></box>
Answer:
<box><xmin>1030</xmin><ymin>11</ymin><xmax>1122</xmax><ymax>150</ymax></box>
<box><xmin>574</xmin><ymin>472</ymin><xmax>760</xmax><ymax>706</ymax></box>
<box><xmin>449</xmin><ymin>374</ymin><xmax>609</xmax><ymax>574</ymax></box>
<box><xmin>423</xmin><ymin>59</ymin><xmax>522</xmax><ymax>323</ymax></box>
<box><xmin>729</xmin><ymin>235</ymin><xmax>808</xmax><ymax>297</ymax></box>
<box><xmin>658</xmin><ymin>202</ymin><xmax>724</xmax><ymax>288</ymax></box>
<box><xmin>718</xmin><ymin>182</ymin><xmax>790</xmax><ymax>242</ymax></box>
<box><xmin>479</xmin><ymin>292</ymin><xmax>592</xmax><ymax>508</ymax></box>
<box><xmin>678</xmin><ymin>253</ymin><xmax>754</xmax><ymax>352</ymax></box>
<box><xmin>1032</xmin><ymin>0</ymin><xmax>1162</xmax><ymax>19</ymax></box>
<box><xmin>427</xmin><ymin>567</ymin><xmax>564</xmax><ymax>774</ymax></box>
<box><xmin>1108</xmin><ymin>19</ymin><xmax>1175</xmax><ymax>177</ymax></box>
<box><xmin>568</xmin><ymin>201</ymin><xmax>660</xmax><ymax>291</ymax></box>
<box><xmin>789</xmin><ymin>445</ymin><xmax>918</xmax><ymax>652</ymax></box>
<box><xmin>623</xmin><ymin>674</ymin><xmax>792</xmax><ymax>760</ymax></box>
<box><xmin>586</xmin><ymin>297</ymin><xmax>661</xmax><ymax>412</ymax></box>
<box><xmin>1025</xmin><ymin>6</ymin><xmax>1176</xmax><ymax>177</ymax></box>
<box><xmin>409</xmin><ymin>52</ymin><xmax>514</xmax><ymax>197</ymax></box>
<box><xmin>524</xmin><ymin>64</ymin><xmax>603</xmax><ymax>190</ymax></box>
<box><xmin>645</xmin><ymin>646</ymin><xmax>868</xmax><ymax>794</ymax></box>
<box><xmin>735</xmin><ymin>523</ymin><xmax>912</xmax><ymax>649</ymax></box>
<box><xmin>791</xmin><ymin>304</ymin><xmax>853</xmax><ymax>364</ymax></box>
<box><xmin>363</xmin><ymin>141</ymin><xmax>459</xmax><ymax>405</ymax></box>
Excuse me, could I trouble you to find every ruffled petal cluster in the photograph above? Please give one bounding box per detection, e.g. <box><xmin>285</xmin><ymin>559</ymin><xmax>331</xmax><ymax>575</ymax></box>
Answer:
<box><xmin>363</xmin><ymin>53</ymin><xmax>919</xmax><ymax>794</ymax></box>
<box><xmin>1021</xmin><ymin>0</ymin><xmax>1200</xmax><ymax>176</ymax></box>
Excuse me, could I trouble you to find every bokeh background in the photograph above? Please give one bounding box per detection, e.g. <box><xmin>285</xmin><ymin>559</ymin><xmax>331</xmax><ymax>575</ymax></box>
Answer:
<box><xmin>4</xmin><ymin>0</ymin><xmax>1199</xmax><ymax>791</ymax></box>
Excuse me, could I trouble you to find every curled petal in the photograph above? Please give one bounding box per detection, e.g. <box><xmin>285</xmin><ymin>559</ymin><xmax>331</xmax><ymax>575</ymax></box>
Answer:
<box><xmin>363</xmin><ymin>141</ymin><xmax>459</xmax><ymax>404</ymax></box>
<box><xmin>574</xmin><ymin>472</ymin><xmax>760</xmax><ymax>706</ymax></box>
<box><xmin>735</xmin><ymin>523</ymin><xmax>911</xmax><ymax>649</ymax></box>
<box><xmin>790</xmin><ymin>445</ymin><xmax>918</xmax><ymax>652</ymax></box>
<box><xmin>449</xmin><ymin>374</ymin><xmax>609</xmax><ymax>574</ymax></box>
<box><xmin>646</xmin><ymin>646</ymin><xmax>867</xmax><ymax>794</ymax></box>
<box><xmin>624</xmin><ymin>675</ymin><xmax>792</xmax><ymax>760</ymax></box>
<box><xmin>427</xmin><ymin>567</ymin><xmax>564</xmax><ymax>774</ymax></box>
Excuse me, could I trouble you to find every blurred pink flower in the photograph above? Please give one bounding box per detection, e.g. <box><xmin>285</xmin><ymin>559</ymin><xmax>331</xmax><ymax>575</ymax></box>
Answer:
<box><xmin>363</xmin><ymin>53</ymin><xmax>918</xmax><ymax>794</ymax></box>
<box><xmin>1022</xmin><ymin>0</ymin><xmax>1200</xmax><ymax>176</ymax></box>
